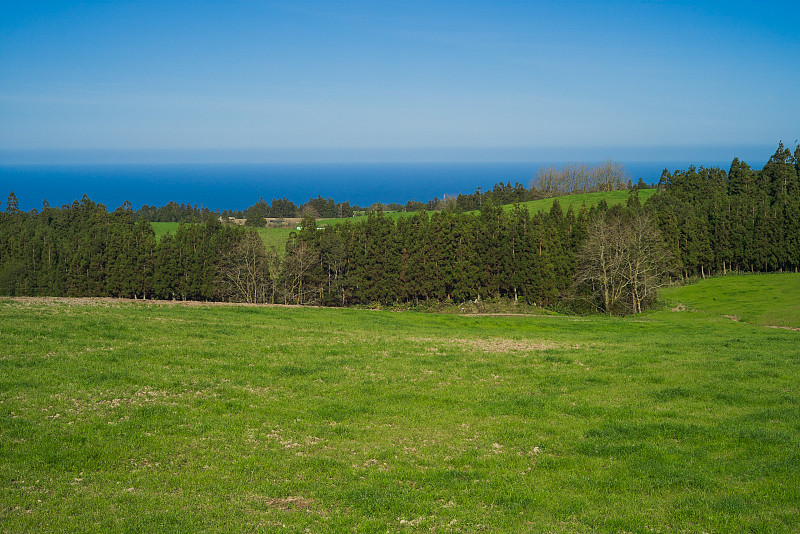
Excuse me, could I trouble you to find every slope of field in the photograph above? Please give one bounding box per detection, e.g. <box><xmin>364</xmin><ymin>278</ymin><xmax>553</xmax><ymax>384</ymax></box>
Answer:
<box><xmin>1</xmin><ymin>292</ymin><xmax>798</xmax><ymax>532</ymax></box>
<box><xmin>661</xmin><ymin>272</ymin><xmax>800</xmax><ymax>329</ymax></box>
<box><xmin>254</xmin><ymin>227</ymin><xmax>295</xmax><ymax>254</ymax></box>
<box><xmin>151</xmin><ymin>189</ymin><xmax>654</xmax><ymax>249</ymax></box>
<box><xmin>511</xmin><ymin>188</ymin><xmax>657</xmax><ymax>215</ymax></box>
<box><xmin>150</xmin><ymin>221</ymin><xmax>180</xmax><ymax>240</ymax></box>
<box><xmin>319</xmin><ymin>210</ymin><xmax>413</xmax><ymax>226</ymax></box>
<box><xmin>150</xmin><ymin>222</ymin><xmax>294</xmax><ymax>254</ymax></box>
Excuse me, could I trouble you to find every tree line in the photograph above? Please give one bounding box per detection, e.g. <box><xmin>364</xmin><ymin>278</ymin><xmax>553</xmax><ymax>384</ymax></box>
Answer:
<box><xmin>650</xmin><ymin>142</ymin><xmax>800</xmax><ymax>277</ymax></box>
<box><xmin>0</xmin><ymin>189</ymin><xmax>666</xmax><ymax>314</ymax></box>
<box><xmin>121</xmin><ymin>160</ymin><xmax>643</xmax><ymax>224</ymax></box>
<box><xmin>1</xmin><ymin>145</ymin><xmax>798</xmax><ymax>314</ymax></box>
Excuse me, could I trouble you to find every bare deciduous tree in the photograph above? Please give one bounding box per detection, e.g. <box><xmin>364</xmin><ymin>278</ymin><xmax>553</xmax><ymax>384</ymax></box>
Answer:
<box><xmin>533</xmin><ymin>161</ymin><xmax>630</xmax><ymax>196</ymax></box>
<box><xmin>593</xmin><ymin>160</ymin><xmax>629</xmax><ymax>192</ymax></box>
<box><xmin>576</xmin><ymin>213</ymin><xmax>672</xmax><ymax>314</ymax></box>
<box><xmin>217</xmin><ymin>230</ymin><xmax>271</xmax><ymax>303</ymax></box>
<box><xmin>281</xmin><ymin>238</ymin><xmax>319</xmax><ymax>305</ymax></box>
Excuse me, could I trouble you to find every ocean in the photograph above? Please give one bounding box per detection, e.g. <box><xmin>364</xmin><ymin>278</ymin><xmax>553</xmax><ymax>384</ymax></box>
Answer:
<box><xmin>0</xmin><ymin>161</ymin><xmax>731</xmax><ymax>212</ymax></box>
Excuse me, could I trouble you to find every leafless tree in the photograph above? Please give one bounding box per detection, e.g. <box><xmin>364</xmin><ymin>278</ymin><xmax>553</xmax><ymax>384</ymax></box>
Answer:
<box><xmin>576</xmin><ymin>212</ymin><xmax>672</xmax><ymax>314</ymax></box>
<box><xmin>217</xmin><ymin>230</ymin><xmax>271</xmax><ymax>303</ymax></box>
<box><xmin>265</xmin><ymin>245</ymin><xmax>282</xmax><ymax>304</ymax></box>
<box><xmin>593</xmin><ymin>160</ymin><xmax>629</xmax><ymax>192</ymax></box>
<box><xmin>623</xmin><ymin>214</ymin><xmax>674</xmax><ymax>313</ymax></box>
<box><xmin>281</xmin><ymin>238</ymin><xmax>319</xmax><ymax>305</ymax></box>
<box><xmin>320</xmin><ymin>232</ymin><xmax>348</xmax><ymax>305</ymax></box>
<box><xmin>533</xmin><ymin>161</ymin><xmax>629</xmax><ymax>196</ymax></box>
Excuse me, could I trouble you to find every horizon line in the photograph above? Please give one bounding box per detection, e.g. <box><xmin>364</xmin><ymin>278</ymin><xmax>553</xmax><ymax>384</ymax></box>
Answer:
<box><xmin>0</xmin><ymin>144</ymin><xmax>781</xmax><ymax>166</ymax></box>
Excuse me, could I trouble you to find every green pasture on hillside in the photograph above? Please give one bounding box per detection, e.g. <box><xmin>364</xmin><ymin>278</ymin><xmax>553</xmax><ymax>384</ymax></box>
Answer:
<box><xmin>319</xmin><ymin>210</ymin><xmax>413</xmax><ymax>226</ymax></box>
<box><xmin>150</xmin><ymin>221</ymin><xmax>180</xmax><ymax>240</ymax></box>
<box><xmin>254</xmin><ymin>227</ymin><xmax>295</xmax><ymax>254</ymax></box>
<box><xmin>2</xmin><ymin>273</ymin><xmax>799</xmax><ymax>532</ymax></box>
<box><xmin>151</xmin><ymin>189</ymin><xmax>654</xmax><ymax>249</ymax></box>
<box><xmin>662</xmin><ymin>272</ymin><xmax>800</xmax><ymax>329</ymax></box>
<box><xmin>150</xmin><ymin>222</ymin><xmax>294</xmax><ymax>254</ymax></box>
<box><xmin>510</xmin><ymin>189</ymin><xmax>658</xmax><ymax>215</ymax></box>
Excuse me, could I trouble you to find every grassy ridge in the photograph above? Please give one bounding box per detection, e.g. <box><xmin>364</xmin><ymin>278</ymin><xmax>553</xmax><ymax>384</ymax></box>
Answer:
<box><xmin>2</xmin><ymin>275</ymin><xmax>799</xmax><ymax>532</ymax></box>
<box><xmin>508</xmin><ymin>188</ymin><xmax>658</xmax><ymax>215</ymax></box>
<box><xmin>319</xmin><ymin>211</ymin><xmax>413</xmax><ymax>226</ymax></box>
<box><xmin>254</xmin><ymin>227</ymin><xmax>295</xmax><ymax>254</ymax></box>
<box><xmin>150</xmin><ymin>221</ymin><xmax>180</xmax><ymax>240</ymax></box>
<box><xmin>661</xmin><ymin>272</ymin><xmax>800</xmax><ymax>329</ymax></box>
<box><xmin>150</xmin><ymin>190</ymin><xmax>655</xmax><ymax>251</ymax></box>
<box><xmin>149</xmin><ymin>222</ymin><xmax>294</xmax><ymax>254</ymax></box>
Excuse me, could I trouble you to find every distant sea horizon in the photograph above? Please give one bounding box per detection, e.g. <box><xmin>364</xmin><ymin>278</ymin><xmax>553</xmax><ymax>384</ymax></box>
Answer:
<box><xmin>0</xmin><ymin>160</ymin><xmax>739</xmax><ymax>212</ymax></box>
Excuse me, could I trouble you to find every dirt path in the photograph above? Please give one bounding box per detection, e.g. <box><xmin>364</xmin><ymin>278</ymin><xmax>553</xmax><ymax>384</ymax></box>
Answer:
<box><xmin>1</xmin><ymin>296</ymin><xmax>568</xmax><ymax>316</ymax></box>
<box><xmin>765</xmin><ymin>325</ymin><xmax>800</xmax><ymax>332</ymax></box>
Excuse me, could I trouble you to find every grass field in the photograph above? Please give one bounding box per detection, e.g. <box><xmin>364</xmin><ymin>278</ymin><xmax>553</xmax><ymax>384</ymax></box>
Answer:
<box><xmin>2</xmin><ymin>273</ymin><xmax>799</xmax><ymax>532</ymax></box>
<box><xmin>149</xmin><ymin>222</ymin><xmax>294</xmax><ymax>254</ymax></box>
<box><xmin>662</xmin><ymin>272</ymin><xmax>800</xmax><ymax>329</ymax></box>
<box><xmin>254</xmin><ymin>227</ymin><xmax>296</xmax><ymax>255</ymax></box>
<box><xmin>151</xmin><ymin>190</ymin><xmax>656</xmax><ymax>253</ymax></box>
<box><xmin>322</xmin><ymin>190</ymin><xmax>658</xmax><ymax>224</ymax></box>
<box><xmin>150</xmin><ymin>222</ymin><xmax>180</xmax><ymax>240</ymax></box>
<box><xmin>319</xmin><ymin>211</ymin><xmax>414</xmax><ymax>226</ymax></box>
<box><xmin>509</xmin><ymin>189</ymin><xmax>658</xmax><ymax>216</ymax></box>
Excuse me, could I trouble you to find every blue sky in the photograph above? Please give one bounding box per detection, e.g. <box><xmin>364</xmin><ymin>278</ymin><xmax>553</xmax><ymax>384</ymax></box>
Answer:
<box><xmin>1</xmin><ymin>0</ymin><xmax>798</xmax><ymax>163</ymax></box>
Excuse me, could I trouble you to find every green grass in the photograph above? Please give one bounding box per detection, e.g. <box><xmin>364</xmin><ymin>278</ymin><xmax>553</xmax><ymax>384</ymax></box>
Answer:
<box><xmin>320</xmin><ymin>211</ymin><xmax>416</xmax><ymax>226</ymax></box>
<box><xmin>509</xmin><ymin>189</ymin><xmax>658</xmax><ymax>215</ymax></box>
<box><xmin>661</xmin><ymin>272</ymin><xmax>800</xmax><ymax>329</ymax></box>
<box><xmin>150</xmin><ymin>223</ymin><xmax>294</xmax><ymax>254</ymax></box>
<box><xmin>2</xmin><ymin>274</ymin><xmax>799</xmax><ymax>532</ymax></box>
<box><xmin>151</xmin><ymin>190</ymin><xmax>654</xmax><ymax>248</ymax></box>
<box><xmin>253</xmin><ymin>227</ymin><xmax>296</xmax><ymax>254</ymax></box>
<box><xmin>150</xmin><ymin>222</ymin><xmax>181</xmax><ymax>240</ymax></box>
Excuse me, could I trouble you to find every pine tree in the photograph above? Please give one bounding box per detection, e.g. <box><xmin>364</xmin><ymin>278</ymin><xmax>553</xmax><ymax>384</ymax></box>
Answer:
<box><xmin>6</xmin><ymin>191</ymin><xmax>19</xmax><ymax>214</ymax></box>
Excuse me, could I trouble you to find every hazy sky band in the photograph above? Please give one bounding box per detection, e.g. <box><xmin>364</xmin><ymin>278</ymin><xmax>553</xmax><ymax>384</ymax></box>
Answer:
<box><xmin>1</xmin><ymin>1</ymin><xmax>798</xmax><ymax>162</ymax></box>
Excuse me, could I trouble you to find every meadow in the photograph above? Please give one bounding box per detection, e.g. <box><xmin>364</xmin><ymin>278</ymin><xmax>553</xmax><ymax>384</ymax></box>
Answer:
<box><xmin>508</xmin><ymin>189</ymin><xmax>657</xmax><ymax>215</ymax></box>
<box><xmin>2</xmin><ymin>273</ymin><xmax>799</xmax><ymax>532</ymax></box>
<box><xmin>150</xmin><ymin>189</ymin><xmax>657</xmax><ymax>253</ymax></box>
<box><xmin>151</xmin><ymin>223</ymin><xmax>294</xmax><ymax>254</ymax></box>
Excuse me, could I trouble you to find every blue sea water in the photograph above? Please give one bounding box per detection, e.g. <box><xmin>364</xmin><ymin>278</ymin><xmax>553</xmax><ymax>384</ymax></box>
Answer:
<box><xmin>0</xmin><ymin>161</ymin><xmax>730</xmax><ymax>212</ymax></box>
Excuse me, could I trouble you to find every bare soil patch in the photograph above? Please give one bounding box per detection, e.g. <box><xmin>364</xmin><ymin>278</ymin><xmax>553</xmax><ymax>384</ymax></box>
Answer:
<box><xmin>2</xmin><ymin>296</ymin><xmax>308</xmax><ymax>309</ymax></box>
<box><xmin>765</xmin><ymin>325</ymin><xmax>800</xmax><ymax>332</ymax></box>
<box><xmin>411</xmin><ymin>336</ymin><xmax>560</xmax><ymax>352</ymax></box>
<box><xmin>249</xmin><ymin>495</ymin><xmax>326</xmax><ymax>515</ymax></box>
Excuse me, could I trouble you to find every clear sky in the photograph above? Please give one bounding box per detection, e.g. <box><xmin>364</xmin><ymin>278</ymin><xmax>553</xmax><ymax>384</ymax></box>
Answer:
<box><xmin>1</xmin><ymin>0</ymin><xmax>798</xmax><ymax>163</ymax></box>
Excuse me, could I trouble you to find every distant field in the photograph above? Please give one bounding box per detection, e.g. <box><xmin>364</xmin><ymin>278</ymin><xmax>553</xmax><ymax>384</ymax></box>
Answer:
<box><xmin>319</xmin><ymin>211</ymin><xmax>414</xmax><ymax>226</ymax></box>
<box><xmin>323</xmin><ymin>190</ymin><xmax>657</xmax><ymax>224</ymax></box>
<box><xmin>511</xmin><ymin>188</ymin><xmax>658</xmax><ymax>215</ymax></box>
<box><xmin>661</xmin><ymin>272</ymin><xmax>800</xmax><ymax>329</ymax></box>
<box><xmin>254</xmin><ymin>227</ymin><xmax>295</xmax><ymax>254</ymax></box>
<box><xmin>150</xmin><ymin>222</ymin><xmax>294</xmax><ymax>254</ymax></box>
<box><xmin>152</xmin><ymin>190</ymin><xmax>655</xmax><ymax>247</ymax></box>
<box><xmin>150</xmin><ymin>221</ymin><xmax>180</xmax><ymax>240</ymax></box>
<box><xmin>2</xmin><ymin>273</ymin><xmax>798</xmax><ymax>532</ymax></box>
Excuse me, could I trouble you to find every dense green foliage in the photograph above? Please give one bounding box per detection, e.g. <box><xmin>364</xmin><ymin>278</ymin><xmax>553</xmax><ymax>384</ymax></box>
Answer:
<box><xmin>0</xmin><ymin>189</ymin><xmax>646</xmax><ymax>310</ymax></box>
<box><xmin>509</xmin><ymin>188</ymin><xmax>657</xmax><ymax>217</ymax></box>
<box><xmin>651</xmin><ymin>143</ymin><xmax>800</xmax><ymax>277</ymax></box>
<box><xmin>2</xmin><ymin>274</ymin><xmax>799</xmax><ymax>532</ymax></box>
<box><xmin>2</xmin><ymin>145</ymin><xmax>798</xmax><ymax>312</ymax></box>
<box><xmin>0</xmin><ymin>195</ymin><xmax>249</xmax><ymax>300</ymax></box>
<box><xmin>136</xmin><ymin>200</ymin><xmax>217</xmax><ymax>223</ymax></box>
<box><xmin>288</xmin><ymin>202</ymin><xmax>582</xmax><ymax>307</ymax></box>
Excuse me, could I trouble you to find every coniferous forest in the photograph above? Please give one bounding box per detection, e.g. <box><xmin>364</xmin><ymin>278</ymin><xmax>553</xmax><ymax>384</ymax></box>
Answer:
<box><xmin>1</xmin><ymin>144</ymin><xmax>798</xmax><ymax>314</ymax></box>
